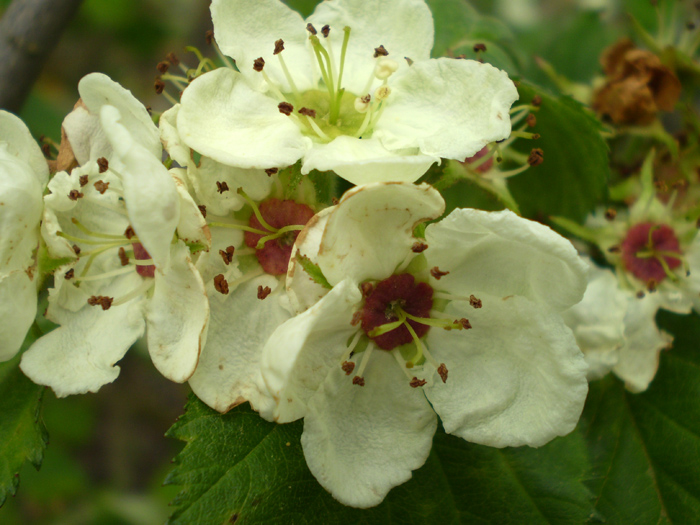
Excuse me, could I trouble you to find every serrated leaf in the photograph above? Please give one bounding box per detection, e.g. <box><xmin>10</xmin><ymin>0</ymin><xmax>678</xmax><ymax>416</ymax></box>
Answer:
<box><xmin>295</xmin><ymin>253</ymin><xmax>332</xmax><ymax>289</ymax></box>
<box><xmin>507</xmin><ymin>82</ymin><xmax>609</xmax><ymax>222</ymax></box>
<box><xmin>579</xmin><ymin>310</ymin><xmax>700</xmax><ymax>524</ymax></box>
<box><xmin>0</xmin><ymin>354</ymin><xmax>48</xmax><ymax>507</ymax></box>
<box><xmin>166</xmin><ymin>395</ymin><xmax>594</xmax><ymax>524</ymax></box>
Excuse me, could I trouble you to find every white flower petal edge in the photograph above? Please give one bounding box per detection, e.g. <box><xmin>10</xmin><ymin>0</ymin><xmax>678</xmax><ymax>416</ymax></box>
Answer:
<box><xmin>426</xmin><ymin>208</ymin><xmax>588</xmax><ymax>312</ymax></box>
<box><xmin>20</xmin><ymin>272</ymin><xmax>147</xmax><ymax>396</ymax></box>
<box><xmin>302</xmin><ymin>350</ymin><xmax>437</xmax><ymax>508</ymax></box>
<box><xmin>425</xmin><ymin>294</ymin><xmax>588</xmax><ymax>447</ymax></box>
<box><xmin>376</xmin><ymin>58</ymin><xmax>518</xmax><ymax>159</ymax></box>
<box><xmin>318</xmin><ymin>182</ymin><xmax>445</xmax><ymax>286</ymax></box>
<box><xmin>0</xmin><ymin>272</ymin><xmax>38</xmax><ymax>361</ymax></box>
<box><xmin>0</xmin><ymin>111</ymin><xmax>49</xmax><ymax>187</ymax></box>
<box><xmin>159</xmin><ymin>105</ymin><xmax>192</xmax><ymax>169</ymax></box>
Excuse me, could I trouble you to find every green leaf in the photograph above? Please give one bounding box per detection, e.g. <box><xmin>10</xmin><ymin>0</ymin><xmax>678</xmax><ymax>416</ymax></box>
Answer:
<box><xmin>0</xmin><ymin>352</ymin><xmax>48</xmax><ymax>507</ymax></box>
<box><xmin>507</xmin><ymin>83</ymin><xmax>609</xmax><ymax>222</ymax></box>
<box><xmin>579</xmin><ymin>310</ymin><xmax>700</xmax><ymax>524</ymax></box>
<box><xmin>166</xmin><ymin>395</ymin><xmax>593</xmax><ymax>524</ymax></box>
<box><xmin>295</xmin><ymin>253</ymin><xmax>332</xmax><ymax>289</ymax></box>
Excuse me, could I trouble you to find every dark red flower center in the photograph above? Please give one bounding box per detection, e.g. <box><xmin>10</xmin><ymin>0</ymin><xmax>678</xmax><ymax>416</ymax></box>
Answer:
<box><xmin>621</xmin><ymin>222</ymin><xmax>682</xmax><ymax>282</ymax></box>
<box><xmin>244</xmin><ymin>198</ymin><xmax>315</xmax><ymax>275</ymax></box>
<box><xmin>360</xmin><ymin>273</ymin><xmax>433</xmax><ymax>350</ymax></box>
<box><xmin>133</xmin><ymin>242</ymin><xmax>155</xmax><ymax>278</ymax></box>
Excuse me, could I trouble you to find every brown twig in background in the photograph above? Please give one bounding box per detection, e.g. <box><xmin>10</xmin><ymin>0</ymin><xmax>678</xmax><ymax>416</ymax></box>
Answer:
<box><xmin>0</xmin><ymin>0</ymin><xmax>83</xmax><ymax>113</ymax></box>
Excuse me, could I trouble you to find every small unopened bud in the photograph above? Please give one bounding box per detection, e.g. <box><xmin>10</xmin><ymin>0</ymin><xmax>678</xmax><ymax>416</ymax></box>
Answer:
<box><xmin>375</xmin><ymin>86</ymin><xmax>391</xmax><ymax>101</ymax></box>
<box><xmin>354</xmin><ymin>94</ymin><xmax>371</xmax><ymax>113</ymax></box>
<box><xmin>374</xmin><ymin>58</ymin><xmax>399</xmax><ymax>80</ymax></box>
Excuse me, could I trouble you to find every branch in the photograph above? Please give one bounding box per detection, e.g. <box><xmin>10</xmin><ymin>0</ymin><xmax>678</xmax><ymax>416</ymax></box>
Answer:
<box><xmin>0</xmin><ymin>0</ymin><xmax>84</xmax><ymax>113</ymax></box>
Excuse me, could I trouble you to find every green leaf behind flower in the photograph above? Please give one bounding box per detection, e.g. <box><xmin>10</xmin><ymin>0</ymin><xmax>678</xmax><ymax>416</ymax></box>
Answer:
<box><xmin>165</xmin><ymin>394</ymin><xmax>593</xmax><ymax>524</ymax></box>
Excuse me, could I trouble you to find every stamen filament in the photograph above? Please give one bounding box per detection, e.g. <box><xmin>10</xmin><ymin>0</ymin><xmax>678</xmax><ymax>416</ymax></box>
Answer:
<box><xmin>306</xmin><ymin>115</ymin><xmax>332</xmax><ymax>141</ymax></box>
<box><xmin>484</xmin><ymin>163</ymin><xmax>531</xmax><ymax>180</ymax></box>
<box><xmin>111</xmin><ymin>279</ymin><xmax>156</xmax><ymax>307</ymax></box>
<box><xmin>277</xmin><ymin>53</ymin><xmax>301</xmax><ymax>102</ymax></box>
<box><xmin>58</xmin><ymin>231</ymin><xmax>136</xmax><ymax>246</ymax></box>
<box><xmin>401</xmin><ymin>309</ymin><xmax>462</xmax><ymax>330</ymax></box>
<box><xmin>74</xmin><ymin>266</ymin><xmax>133</xmax><ymax>283</ymax></box>
<box><xmin>226</xmin><ymin>267</ymin><xmax>265</xmax><ymax>292</ymax></box>
<box><xmin>355</xmin><ymin>343</ymin><xmax>375</xmax><ymax>377</ymax></box>
<box><xmin>403</xmin><ymin>319</ymin><xmax>427</xmax><ymax>367</ymax></box>
<box><xmin>392</xmin><ymin>349</ymin><xmax>415</xmax><ymax>379</ymax></box>
<box><xmin>354</xmin><ymin>106</ymin><xmax>374</xmax><ymax>137</ymax></box>
<box><xmin>340</xmin><ymin>329</ymin><xmax>363</xmax><ymax>363</ymax></box>
<box><xmin>237</xmin><ymin>189</ymin><xmax>279</xmax><ymax>233</ymax></box>
<box><xmin>70</xmin><ymin>218</ymin><xmax>126</xmax><ymax>240</ymax></box>
<box><xmin>261</xmin><ymin>70</ymin><xmax>288</xmax><ymax>102</ymax></box>
<box><xmin>162</xmin><ymin>74</ymin><xmax>189</xmax><ymax>90</ymax></box>
<box><xmin>255</xmin><ymin>224</ymin><xmax>305</xmax><ymax>249</ymax></box>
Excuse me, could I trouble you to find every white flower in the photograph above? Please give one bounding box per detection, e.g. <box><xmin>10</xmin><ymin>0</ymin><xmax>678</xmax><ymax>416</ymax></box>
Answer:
<box><xmin>561</xmin><ymin>259</ymin><xmax>672</xmax><ymax>392</ymax></box>
<box><xmin>259</xmin><ymin>182</ymin><xmax>589</xmax><ymax>508</ymax></box>
<box><xmin>20</xmin><ymin>74</ymin><xmax>209</xmax><ymax>396</ymax></box>
<box><xmin>0</xmin><ymin>111</ymin><xmax>48</xmax><ymax>361</ymax></box>
<box><xmin>176</xmin><ymin>0</ymin><xmax>518</xmax><ymax>185</ymax></box>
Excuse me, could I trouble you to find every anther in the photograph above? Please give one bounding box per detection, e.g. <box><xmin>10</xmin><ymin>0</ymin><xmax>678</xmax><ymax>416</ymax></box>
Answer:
<box><xmin>118</xmin><ymin>247</ymin><xmax>129</xmax><ymax>266</ymax></box>
<box><xmin>647</xmin><ymin>279</ymin><xmax>657</xmax><ymax>292</ymax></box>
<box><xmin>469</xmin><ymin>295</ymin><xmax>482</xmax><ymax>308</ymax></box>
<box><xmin>306</xmin><ymin>23</ymin><xmax>317</xmax><ymax>35</ymax></box>
<box><xmin>605</xmin><ymin>208</ymin><xmax>617</xmax><ymax>220</ymax></box>
<box><xmin>198</xmin><ymin>205</ymin><xmax>207</xmax><ymax>218</ymax></box>
<box><xmin>531</xmin><ymin>95</ymin><xmax>542</xmax><ymax>107</ymax></box>
<box><xmin>69</xmin><ymin>190</ymin><xmax>84</xmax><ymax>201</ymax></box>
<box><xmin>273</xmin><ymin>39</ymin><xmax>284</xmax><ymax>55</ymax></box>
<box><xmin>360</xmin><ymin>281</ymin><xmax>374</xmax><ymax>297</ymax></box>
<box><xmin>265</xmin><ymin>168</ymin><xmax>278</xmax><ymax>176</ymax></box>
<box><xmin>341</xmin><ymin>361</ymin><xmax>355</xmax><ymax>375</ymax></box>
<box><xmin>216</xmin><ymin>181</ymin><xmax>230</xmax><ymax>194</ymax></box>
<box><xmin>430</xmin><ymin>267</ymin><xmax>449</xmax><ymax>279</ymax></box>
<box><xmin>437</xmin><ymin>363</ymin><xmax>448</xmax><ymax>383</ymax></box>
<box><xmin>375</xmin><ymin>86</ymin><xmax>391</xmax><ymax>101</ymax></box>
<box><xmin>253</xmin><ymin>57</ymin><xmax>265</xmax><ymax>72</ymax></box>
<box><xmin>278</xmin><ymin>102</ymin><xmax>294</xmax><ymax>115</ymax></box>
<box><xmin>166</xmin><ymin>52</ymin><xmax>180</xmax><ymax>66</ymax></box>
<box><xmin>528</xmin><ymin>148</ymin><xmax>544</xmax><ymax>166</ymax></box>
<box><xmin>88</xmin><ymin>295</ymin><xmax>113</xmax><ymax>311</ymax></box>
<box><xmin>473</xmin><ymin>43</ymin><xmax>487</xmax><ymax>52</ymax></box>
<box><xmin>374</xmin><ymin>45</ymin><xmax>388</xmax><ymax>57</ymax></box>
<box><xmin>213</xmin><ymin>274</ymin><xmax>229</xmax><ymax>295</ymax></box>
<box><xmin>636</xmin><ymin>290</ymin><xmax>645</xmax><ymax>298</ymax></box>
<box><xmin>457</xmin><ymin>318</ymin><xmax>472</xmax><ymax>329</ymax></box>
<box><xmin>72</xmin><ymin>244</ymin><xmax>81</xmax><ymax>255</ymax></box>
<box><xmin>205</xmin><ymin>30</ymin><xmax>214</xmax><ymax>45</ymax></box>
<box><xmin>410</xmin><ymin>377</ymin><xmax>427</xmax><ymax>388</ymax></box>
<box><xmin>94</xmin><ymin>181</ymin><xmax>109</xmax><ymax>194</ymax></box>
<box><xmin>41</xmin><ymin>143</ymin><xmax>51</xmax><ymax>158</ymax></box>
<box><xmin>257</xmin><ymin>285</ymin><xmax>272</xmax><ymax>300</ymax></box>
<box><xmin>608</xmin><ymin>245</ymin><xmax>621</xmax><ymax>253</ymax></box>
<box><xmin>352</xmin><ymin>376</ymin><xmax>365</xmax><ymax>386</ymax></box>
<box><xmin>354</xmin><ymin>95</ymin><xmax>371</xmax><ymax>113</ymax></box>
<box><xmin>97</xmin><ymin>157</ymin><xmax>109</xmax><ymax>173</ymax></box>
<box><xmin>154</xmin><ymin>78</ymin><xmax>165</xmax><ymax>94</ymax></box>
<box><xmin>412</xmin><ymin>242</ymin><xmax>428</xmax><ymax>253</ymax></box>
<box><xmin>65</xmin><ymin>268</ymin><xmax>75</xmax><ymax>280</ymax></box>
<box><xmin>219</xmin><ymin>246</ymin><xmax>235</xmax><ymax>265</ymax></box>
<box><xmin>124</xmin><ymin>226</ymin><xmax>135</xmax><ymax>240</ymax></box>
<box><xmin>298</xmin><ymin>107</ymin><xmax>317</xmax><ymax>118</ymax></box>
<box><xmin>405</xmin><ymin>57</ymin><xmax>414</xmax><ymax>66</ymax></box>
<box><xmin>157</xmin><ymin>61</ymin><xmax>169</xmax><ymax>74</ymax></box>
<box><xmin>321</xmin><ymin>25</ymin><xmax>330</xmax><ymax>37</ymax></box>
<box><xmin>526</xmin><ymin>114</ymin><xmax>537</xmax><ymax>127</ymax></box>
<box><xmin>79</xmin><ymin>175</ymin><xmax>89</xmax><ymax>187</ymax></box>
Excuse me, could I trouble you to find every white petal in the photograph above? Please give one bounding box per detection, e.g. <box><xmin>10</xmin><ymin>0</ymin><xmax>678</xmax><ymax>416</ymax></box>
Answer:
<box><xmin>301</xmin><ymin>136</ymin><xmax>438</xmax><ymax>184</ymax></box>
<box><xmin>101</xmin><ymin>105</ymin><xmax>179</xmax><ymax>270</ymax></box>
<box><xmin>0</xmin><ymin>152</ymin><xmax>43</xmax><ymax>272</ymax></box>
<box><xmin>76</xmin><ymin>73</ymin><xmax>160</xmax><ymax>160</ymax></box>
<box><xmin>146</xmin><ymin>241</ymin><xmax>208</xmax><ymax>383</ymax></box>
<box><xmin>680</xmin><ymin>233</ymin><xmax>700</xmax><ymax>313</ymax></box>
<box><xmin>260</xmin><ymin>278</ymin><xmax>362</xmax><ymax>423</ymax></box>
<box><xmin>159</xmin><ymin>105</ymin><xmax>192</xmax><ymax>168</ymax></box>
<box><xmin>211</xmin><ymin>0</ymin><xmax>315</xmax><ymax>92</ymax></box>
<box><xmin>189</xmin><ymin>274</ymin><xmax>291</xmax><ymax>413</ymax></box>
<box><xmin>20</xmin><ymin>272</ymin><xmax>146</xmax><ymax>397</ymax></box>
<box><xmin>0</xmin><ymin>110</ymin><xmax>48</xmax><ymax>187</ymax></box>
<box><xmin>302</xmin><ymin>349</ymin><xmax>437</xmax><ymax>508</ymax></box>
<box><xmin>318</xmin><ymin>182</ymin><xmax>445</xmax><ymax>285</ymax></box>
<box><xmin>425</xmin><ymin>208</ymin><xmax>587</xmax><ymax>311</ymax></box>
<box><xmin>62</xmin><ymin>104</ymin><xmax>103</xmax><ymax>166</ymax></box>
<box><xmin>287</xmin><ymin>206</ymin><xmax>334</xmax><ymax>313</ymax></box>
<box><xmin>0</xmin><ymin>271</ymin><xmax>37</xmax><ymax>361</ymax></box>
<box><xmin>375</xmin><ymin>58</ymin><xmax>518</xmax><ymax>159</ymax></box>
<box><xmin>424</xmin><ymin>294</ymin><xmax>588</xmax><ymax>448</ymax></box>
<box><xmin>173</xmin><ymin>174</ymin><xmax>211</xmax><ymax>249</ymax></box>
<box><xmin>308</xmin><ymin>0</ymin><xmax>434</xmax><ymax>95</ymax></box>
<box><xmin>560</xmin><ymin>262</ymin><xmax>627</xmax><ymax>380</ymax></box>
<box><xmin>178</xmin><ymin>67</ymin><xmax>308</xmax><ymax>169</ymax></box>
<box><xmin>614</xmin><ymin>293</ymin><xmax>672</xmax><ymax>393</ymax></box>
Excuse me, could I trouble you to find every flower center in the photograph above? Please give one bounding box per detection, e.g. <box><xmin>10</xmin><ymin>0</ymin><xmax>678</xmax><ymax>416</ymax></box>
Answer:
<box><xmin>244</xmin><ymin>198</ymin><xmax>314</xmax><ymax>275</ymax></box>
<box><xmin>621</xmin><ymin>222</ymin><xmax>682</xmax><ymax>283</ymax></box>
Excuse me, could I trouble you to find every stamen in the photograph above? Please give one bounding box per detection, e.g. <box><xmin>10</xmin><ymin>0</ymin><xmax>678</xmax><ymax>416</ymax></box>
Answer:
<box><xmin>340</xmin><ymin>329</ymin><xmax>363</xmax><ymax>364</ymax></box>
<box><xmin>276</xmin><ymin>50</ymin><xmax>301</xmax><ymax>102</ymax></box>
<box><xmin>392</xmin><ymin>349</ymin><xmax>415</xmax><ymax>380</ymax></box>
<box><xmin>353</xmin><ymin>343</ymin><xmax>375</xmax><ymax>385</ymax></box>
<box><xmin>304</xmin><ymin>115</ymin><xmax>332</xmax><ymax>141</ymax></box>
<box><xmin>207</xmin><ymin>221</ymin><xmax>270</xmax><ymax>236</ymax></box>
<box><xmin>237</xmin><ymin>188</ymin><xmax>279</xmax><ymax>233</ymax></box>
<box><xmin>73</xmin><ymin>266</ymin><xmax>134</xmax><ymax>283</ymax></box>
<box><xmin>336</xmin><ymin>27</ymin><xmax>351</xmax><ymax>96</ymax></box>
<box><xmin>70</xmin><ymin>218</ymin><xmax>126</xmax><ymax>240</ymax></box>
<box><xmin>255</xmin><ymin>224</ymin><xmax>305</xmax><ymax>249</ymax></box>
<box><xmin>225</xmin><ymin>267</ymin><xmax>265</xmax><ymax>292</ymax></box>
<box><xmin>400</xmin><ymin>309</ymin><xmax>467</xmax><ymax>330</ymax></box>
<box><xmin>111</xmin><ymin>279</ymin><xmax>156</xmax><ymax>307</ymax></box>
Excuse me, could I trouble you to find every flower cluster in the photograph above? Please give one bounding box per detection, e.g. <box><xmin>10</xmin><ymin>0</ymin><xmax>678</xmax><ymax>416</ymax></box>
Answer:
<box><xmin>1</xmin><ymin>0</ymin><xmax>608</xmax><ymax>509</ymax></box>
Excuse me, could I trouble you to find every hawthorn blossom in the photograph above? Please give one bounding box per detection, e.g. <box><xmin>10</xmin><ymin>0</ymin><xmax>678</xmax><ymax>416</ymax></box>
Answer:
<box><xmin>0</xmin><ymin>111</ymin><xmax>48</xmax><ymax>361</ymax></box>
<box><xmin>20</xmin><ymin>74</ymin><xmax>209</xmax><ymax>396</ymax></box>
<box><xmin>176</xmin><ymin>0</ymin><xmax>518</xmax><ymax>185</ymax></box>
<box><xmin>259</xmin><ymin>182</ymin><xmax>589</xmax><ymax>508</ymax></box>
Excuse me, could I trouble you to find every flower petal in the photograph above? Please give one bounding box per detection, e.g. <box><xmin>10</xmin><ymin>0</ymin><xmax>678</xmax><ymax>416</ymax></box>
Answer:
<box><xmin>302</xmin><ymin>349</ymin><xmax>437</xmax><ymax>508</ymax></box>
<box><xmin>375</xmin><ymin>58</ymin><xmax>518</xmax><ymax>159</ymax></box>
<box><xmin>0</xmin><ymin>271</ymin><xmax>37</xmax><ymax>361</ymax></box>
<box><xmin>101</xmin><ymin>105</ymin><xmax>180</xmax><ymax>271</ymax></box>
<box><xmin>146</xmin><ymin>241</ymin><xmax>208</xmax><ymax>383</ymax></box>
<box><xmin>425</xmin><ymin>208</ymin><xmax>587</xmax><ymax>311</ymax></box>
<box><xmin>189</xmin><ymin>274</ymin><xmax>291</xmax><ymax>413</ymax></box>
<box><xmin>211</xmin><ymin>0</ymin><xmax>315</xmax><ymax>92</ymax></box>
<box><xmin>178</xmin><ymin>67</ymin><xmax>308</xmax><ymax>169</ymax></box>
<box><xmin>0</xmin><ymin>110</ymin><xmax>48</xmax><ymax>187</ymax></box>
<box><xmin>159</xmin><ymin>105</ymin><xmax>192</xmax><ymax>168</ymax></box>
<box><xmin>301</xmin><ymin>136</ymin><xmax>438</xmax><ymax>185</ymax></box>
<box><xmin>307</xmin><ymin>0</ymin><xmax>434</xmax><ymax>95</ymax></box>
<box><xmin>20</xmin><ymin>272</ymin><xmax>146</xmax><ymax>397</ymax></box>
<box><xmin>260</xmin><ymin>278</ymin><xmax>362</xmax><ymax>423</ymax></box>
<box><xmin>172</xmin><ymin>173</ymin><xmax>211</xmax><ymax>249</ymax></box>
<box><xmin>425</xmin><ymin>293</ymin><xmax>588</xmax><ymax>448</ymax></box>
<box><xmin>318</xmin><ymin>182</ymin><xmax>445</xmax><ymax>285</ymax></box>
